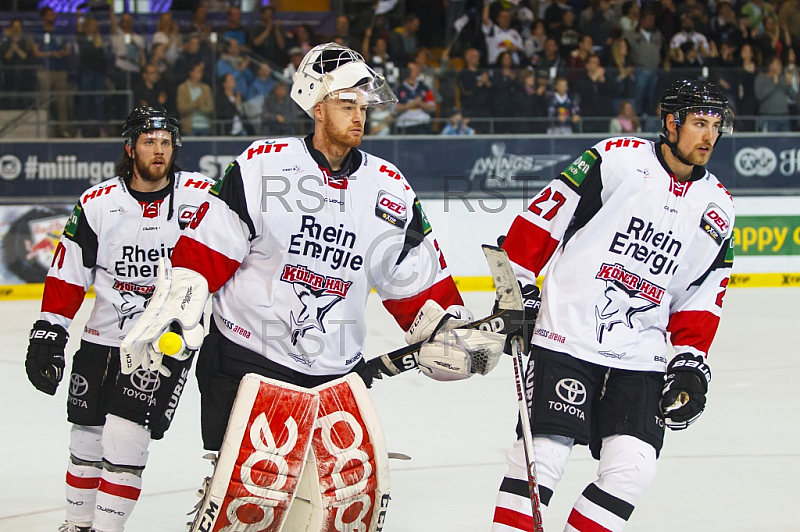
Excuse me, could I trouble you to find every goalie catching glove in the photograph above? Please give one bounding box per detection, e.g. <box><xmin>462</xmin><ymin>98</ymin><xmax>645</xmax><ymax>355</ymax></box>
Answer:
<box><xmin>660</xmin><ymin>352</ymin><xmax>711</xmax><ymax>430</ymax></box>
<box><xmin>120</xmin><ymin>257</ymin><xmax>208</xmax><ymax>376</ymax></box>
<box><xmin>408</xmin><ymin>300</ymin><xmax>505</xmax><ymax>381</ymax></box>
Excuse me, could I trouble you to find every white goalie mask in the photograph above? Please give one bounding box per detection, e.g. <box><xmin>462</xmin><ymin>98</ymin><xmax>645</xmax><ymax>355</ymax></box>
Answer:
<box><xmin>291</xmin><ymin>42</ymin><xmax>398</xmax><ymax>117</ymax></box>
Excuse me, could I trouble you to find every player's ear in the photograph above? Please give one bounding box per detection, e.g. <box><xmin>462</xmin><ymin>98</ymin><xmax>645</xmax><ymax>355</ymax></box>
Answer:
<box><xmin>313</xmin><ymin>101</ymin><xmax>324</xmax><ymax>122</ymax></box>
<box><xmin>126</xmin><ymin>144</ymin><xmax>133</xmax><ymax>158</ymax></box>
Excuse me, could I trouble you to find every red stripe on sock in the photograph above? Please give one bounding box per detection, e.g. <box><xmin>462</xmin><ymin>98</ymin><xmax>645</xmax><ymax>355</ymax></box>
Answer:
<box><xmin>493</xmin><ymin>507</ymin><xmax>534</xmax><ymax>531</ymax></box>
<box><xmin>98</xmin><ymin>479</ymin><xmax>141</xmax><ymax>501</ymax></box>
<box><xmin>66</xmin><ymin>472</ymin><xmax>101</xmax><ymax>490</ymax></box>
<box><xmin>567</xmin><ymin>509</ymin><xmax>612</xmax><ymax>532</ymax></box>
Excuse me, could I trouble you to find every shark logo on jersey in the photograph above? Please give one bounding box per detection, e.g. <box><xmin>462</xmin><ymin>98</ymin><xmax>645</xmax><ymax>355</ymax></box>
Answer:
<box><xmin>281</xmin><ymin>264</ymin><xmax>353</xmax><ymax>346</ymax></box>
<box><xmin>594</xmin><ymin>263</ymin><xmax>664</xmax><ymax>343</ymax></box>
<box><xmin>112</xmin><ymin>280</ymin><xmax>155</xmax><ymax>330</ymax></box>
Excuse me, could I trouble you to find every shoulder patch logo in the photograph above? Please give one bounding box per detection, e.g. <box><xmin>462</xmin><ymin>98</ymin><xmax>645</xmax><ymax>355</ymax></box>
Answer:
<box><xmin>560</xmin><ymin>150</ymin><xmax>597</xmax><ymax>188</ymax></box>
<box><xmin>375</xmin><ymin>190</ymin><xmax>407</xmax><ymax>228</ymax></box>
<box><xmin>701</xmin><ymin>203</ymin><xmax>731</xmax><ymax>243</ymax></box>
<box><xmin>414</xmin><ymin>199</ymin><xmax>432</xmax><ymax>236</ymax></box>
<box><xmin>64</xmin><ymin>203</ymin><xmax>82</xmax><ymax>238</ymax></box>
<box><xmin>210</xmin><ymin>163</ymin><xmax>232</xmax><ymax>196</ymax></box>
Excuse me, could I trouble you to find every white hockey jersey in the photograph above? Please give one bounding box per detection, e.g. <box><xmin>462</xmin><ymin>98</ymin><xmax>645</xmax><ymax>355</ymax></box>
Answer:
<box><xmin>171</xmin><ymin>136</ymin><xmax>464</xmax><ymax>376</ymax></box>
<box><xmin>503</xmin><ymin>137</ymin><xmax>735</xmax><ymax>372</ymax></box>
<box><xmin>41</xmin><ymin>172</ymin><xmax>215</xmax><ymax>346</ymax></box>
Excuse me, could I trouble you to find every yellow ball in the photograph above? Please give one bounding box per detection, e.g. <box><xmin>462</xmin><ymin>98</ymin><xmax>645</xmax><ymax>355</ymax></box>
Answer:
<box><xmin>158</xmin><ymin>331</ymin><xmax>184</xmax><ymax>357</ymax></box>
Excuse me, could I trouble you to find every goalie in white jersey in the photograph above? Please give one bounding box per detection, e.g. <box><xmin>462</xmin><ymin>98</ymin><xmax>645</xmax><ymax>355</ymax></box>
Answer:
<box><xmin>25</xmin><ymin>107</ymin><xmax>214</xmax><ymax>532</ymax></box>
<box><xmin>120</xmin><ymin>43</ymin><xmax>504</xmax><ymax>532</ymax></box>
<box><xmin>491</xmin><ymin>80</ymin><xmax>735</xmax><ymax>532</ymax></box>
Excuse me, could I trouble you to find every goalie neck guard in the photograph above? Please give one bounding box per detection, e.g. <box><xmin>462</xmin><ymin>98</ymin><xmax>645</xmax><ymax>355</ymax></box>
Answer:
<box><xmin>291</xmin><ymin>42</ymin><xmax>399</xmax><ymax>118</ymax></box>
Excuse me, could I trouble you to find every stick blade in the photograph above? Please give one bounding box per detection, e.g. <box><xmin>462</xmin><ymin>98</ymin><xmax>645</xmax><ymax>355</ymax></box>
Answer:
<box><xmin>482</xmin><ymin>244</ymin><xmax>523</xmax><ymax>312</ymax></box>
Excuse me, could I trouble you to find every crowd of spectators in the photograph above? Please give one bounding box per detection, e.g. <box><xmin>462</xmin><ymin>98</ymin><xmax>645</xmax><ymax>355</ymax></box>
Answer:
<box><xmin>1</xmin><ymin>0</ymin><xmax>799</xmax><ymax>137</ymax></box>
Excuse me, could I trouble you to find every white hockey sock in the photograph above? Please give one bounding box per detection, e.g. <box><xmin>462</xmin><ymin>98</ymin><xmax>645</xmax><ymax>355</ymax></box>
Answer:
<box><xmin>92</xmin><ymin>415</ymin><xmax>151</xmax><ymax>532</ymax></box>
<box><xmin>492</xmin><ymin>435</ymin><xmax>573</xmax><ymax>531</ymax></box>
<box><xmin>66</xmin><ymin>425</ymin><xmax>104</xmax><ymax>526</ymax></box>
<box><xmin>565</xmin><ymin>435</ymin><xmax>657</xmax><ymax>532</ymax></box>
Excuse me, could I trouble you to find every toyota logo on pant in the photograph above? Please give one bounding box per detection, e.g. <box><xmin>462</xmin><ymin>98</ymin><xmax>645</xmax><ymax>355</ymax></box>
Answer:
<box><xmin>131</xmin><ymin>369</ymin><xmax>161</xmax><ymax>393</ymax></box>
<box><xmin>70</xmin><ymin>374</ymin><xmax>89</xmax><ymax>397</ymax></box>
<box><xmin>555</xmin><ymin>378</ymin><xmax>587</xmax><ymax>405</ymax></box>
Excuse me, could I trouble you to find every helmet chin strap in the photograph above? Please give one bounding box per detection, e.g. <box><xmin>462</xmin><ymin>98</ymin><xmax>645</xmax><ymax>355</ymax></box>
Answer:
<box><xmin>662</xmin><ymin>130</ymin><xmax>696</xmax><ymax>168</ymax></box>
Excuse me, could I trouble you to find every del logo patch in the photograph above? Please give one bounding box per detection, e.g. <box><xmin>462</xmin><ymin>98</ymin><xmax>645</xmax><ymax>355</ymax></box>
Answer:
<box><xmin>375</xmin><ymin>190</ymin><xmax>407</xmax><ymax>228</ymax></box>
<box><xmin>700</xmin><ymin>203</ymin><xmax>730</xmax><ymax>243</ymax></box>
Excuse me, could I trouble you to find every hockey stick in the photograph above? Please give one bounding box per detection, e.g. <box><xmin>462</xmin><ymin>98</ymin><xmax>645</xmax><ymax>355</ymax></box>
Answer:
<box><xmin>485</xmin><ymin>247</ymin><xmax>545</xmax><ymax>532</ymax></box>
<box><xmin>366</xmin><ymin>244</ymin><xmax>525</xmax><ymax>380</ymax></box>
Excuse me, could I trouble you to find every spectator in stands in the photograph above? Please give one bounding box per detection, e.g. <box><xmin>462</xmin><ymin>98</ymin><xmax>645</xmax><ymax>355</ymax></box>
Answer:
<box><xmin>554</xmin><ymin>9</ymin><xmax>581</xmax><ymax>61</ymax></box>
<box><xmin>566</xmin><ymin>33</ymin><xmax>594</xmax><ymax>71</ymax></box>
<box><xmin>110</xmin><ymin>11</ymin><xmax>146</xmax><ymax>120</ymax></box>
<box><xmin>215</xmin><ymin>72</ymin><xmax>250</xmax><ymax>136</ymax></box>
<box><xmin>573</xmin><ymin>53</ymin><xmax>619</xmax><ymax>132</ymax></box>
<box><xmin>174</xmin><ymin>35</ymin><xmax>214</xmax><ymax>86</ymax></box>
<box><xmin>532</xmin><ymin>37</ymin><xmax>564</xmax><ymax>88</ymax></box>
<box><xmin>741</xmin><ymin>0</ymin><xmax>775</xmax><ymax>36</ymax></box>
<box><xmin>490</xmin><ymin>51</ymin><xmax>520</xmax><ymax>133</ymax></box>
<box><xmin>711</xmin><ymin>1</ymin><xmax>744</xmax><ymax>49</ymax></box>
<box><xmin>261</xmin><ymin>81</ymin><xmax>299</xmax><ymax>136</ymax></box>
<box><xmin>710</xmin><ymin>40</ymin><xmax>740</xmax><ymax>114</ymax></box>
<box><xmin>778</xmin><ymin>0</ymin><xmax>800</xmax><ymax>46</ymax></box>
<box><xmin>578</xmin><ymin>0</ymin><xmax>615</xmax><ymax>58</ymax></box>
<box><xmin>618</xmin><ymin>1</ymin><xmax>640</xmax><ymax>33</ymax></box>
<box><xmin>609</xmin><ymin>99</ymin><xmax>641</xmax><ymax>133</ymax></box>
<box><xmin>544</xmin><ymin>0</ymin><xmax>572</xmax><ymax>33</ymax></box>
<box><xmin>216</xmin><ymin>39</ymin><xmax>253</xmax><ymax>95</ymax></box>
<box><xmin>182</xmin><ymin>3</ymin><xmax>212</xmax><ymax>45</ymax></box>
<box><xmin>624</xmin><ymin>9</ymin><xmax>663</xmax><ymax>116</ymax></box>
<box><xmin>151</xmin><ymin>12</ymin><xmax>181</xmax><ymax>68</ymax></box>
<box><xmin>134</xmin><ymin>63</ymin><xmax>170</xmax><ymax>113</ymax></box>
<box><xmin>546</xmin><ymin>76</ymin><xmax>580</xmax><ymax>133</ymax></box>
<box><xmin>441</xmin><ymin>108</ymin><xmax>475</xmax><ymax>135</ymax></box>
<box><xmin>515</xmin><ymin>70</ymin><xmax>549</xmax><ymax>133</ymax></box>
<box><xmin>755</xmin><ymin>54</ymin><xmax>798</xmax><ymax>131</ymax></box>
<box><xmin>1</xmin><ymin>18</ymin><xmax>36</xmax><ymax>109</ymax></box>
<box><xmin>457</xmin><ymin>47</ymin><xmax>492</xmax><ymax>133</ymax></box>
<box><xmin>283</xmin><ymin>46</ymin><xmax>305</xmax><ymax>82</ymax></box>
<box><xmin>481</xmin><ymin>5</ymin><xmax>524</xmax><ymax>66</ymax></box>
<box><xmin>524</xmin><ymin>20</ymin><xmax>547</xmax><ymax>61</ymax></box>
<box><xmin>331</xmin><ymin>15</ymin><xmax>358</xmax><ymax>51</ymax></box>
<box><xmin>754</xmin><ymin>14</ymin><xmax>790</xmax><ymax>63</ymax></box>
<box><xmin>389</xmin><ymin>14</ymin><xmax>420</xmax><ymax>68</ymax></box>
<box><xmin>394</xmin><ymin>61</ymin><xmax>436</xmax><ymax>134</ymax></box>
<box><xmin>219</xmin><ymin>6</ymin><xmax>248</xmax><ymax>48</ymax></box>
<box><xmin>609</xmin><ymin>37</ymin><xmax>636</xmax><ymax>101</ymax></box>
<box><xmin>247</xmin><ymin>62</ymin><xmax>277</xmax><ymax>108</ymax></box>
<box><xmin>76</xmin><ymin>16</ymin><xmax>108</xmax><ymax>137</ymax></box>
<box><xmin>248</xmin><ymin>6</ymin><xmax>286</xmax><ymax>68</ymax></box>
<box><xmin>653</xmin><ymin>0</ymin><xmax>679</xmax><ymax>44</ymax></box>
<box><xmin>286</xmin><ymin>24</ymin><xmax>316</xmax><ymax>56</ymax></box>
<box><xmin>364</xmin><ymin>31</ymin><xmax>399</xmax><ymax>88</ymax></box>
<box><xmin>670</xmin><ymin>13</ymin><xmax>711</xmax><ymax>62</ymax></box>
<box><xmin>32</xmin><ymin>6</ymin><xmax>72</xmax><ymax>137</ymax></box>
<box><xmin>177</xmin><ymin>61</ymin><xmax>214</xmax><ymax>136</ymax></box>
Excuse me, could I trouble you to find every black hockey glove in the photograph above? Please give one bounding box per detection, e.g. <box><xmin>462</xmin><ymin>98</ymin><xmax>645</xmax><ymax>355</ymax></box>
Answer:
<box><xmin>494</xmin><ymin>283</ymin><xmax>541</xmax><ymax>355</ymax></box>
<box><xmin>660</xmin><ymin>353</ymin><xmax>711</xmax><ymax>431</ymax></box>
<box><xmin>25</xmin><ymin>320</ymin><xmax>68</xmax><ymax>396</ymax></box>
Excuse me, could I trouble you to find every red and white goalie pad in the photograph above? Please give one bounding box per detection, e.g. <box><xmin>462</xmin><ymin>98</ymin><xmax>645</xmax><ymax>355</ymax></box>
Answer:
<box><xmin>190</xmin><ymin>374</ymin><xmax>320</xmax><ymax>532</ymax></box>
<box><xmin>285</xmin><ymin>374</ymin><xmax>391</xmax><ymax>532</ymax></box>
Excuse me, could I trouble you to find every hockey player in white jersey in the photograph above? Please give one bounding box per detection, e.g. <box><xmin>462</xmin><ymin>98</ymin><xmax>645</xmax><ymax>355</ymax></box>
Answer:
<box><xmin>24</xmin><ymin>107</ymin><xmax>214</xmax><ymax>532</ymax></box>
<box><xmin>491</xmin><ymin>79</ymin><xmax>735</xmax><ymax>532</ymax></box>
<box><xmin>120</xmin><ymin>43</ymin><xmax>505</xmax><ymax>532</ymax></box>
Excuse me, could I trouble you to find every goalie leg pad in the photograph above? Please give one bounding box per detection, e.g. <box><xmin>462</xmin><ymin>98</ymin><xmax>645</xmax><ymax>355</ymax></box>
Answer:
<box><xmin>189</xmin><ymin>374</ymin><xmax>320</xmax><ymax>532</ymax></box>
<box><xmin>284</xmin><ymin>374</ymin><xmax>391</xmax><ymax>532</ymax></box>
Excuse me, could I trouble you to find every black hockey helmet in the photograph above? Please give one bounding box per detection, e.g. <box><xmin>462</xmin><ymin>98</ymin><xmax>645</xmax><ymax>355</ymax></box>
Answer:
<box><xmin>660</xmin><ymin>79</ymin><xmax>733</xmax><ymax>139</ymax></box>
<box><xmin>122</xmin><ymin>106</ymin><xmax>182</xmax><ymax>147</ymax></box>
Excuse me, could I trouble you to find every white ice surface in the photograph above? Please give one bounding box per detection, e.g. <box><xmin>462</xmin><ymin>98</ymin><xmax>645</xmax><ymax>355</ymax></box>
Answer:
<box><xmin>1</xmin><ymin>288</ymin><xmax>798</xmax><ymax>531</ymax></box>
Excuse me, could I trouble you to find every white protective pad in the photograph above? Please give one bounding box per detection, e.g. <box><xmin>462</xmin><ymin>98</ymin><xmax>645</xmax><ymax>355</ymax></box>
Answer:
<box><xmin>189</xmin><ymin>374</ymin><xmax>320</xmax><ymax>532</ymax></box>
<box><xmin>404</xmin><ymin>300</ymin><xmax>470</xmax><ymax>345</ymax></box>
<box><xmin>284</xmin><ymin>374</ymin><xmax>391</xmax><ymax>532</ymax></box>
<box><xmin>120</xmin><ymin>257</ymin><xmax>208</xmax><ymax>375</ymax></box>
<box><xmin>418</xmin><ymin>328</ymin><xmax>506</xmax><ymax>381</ymax></box>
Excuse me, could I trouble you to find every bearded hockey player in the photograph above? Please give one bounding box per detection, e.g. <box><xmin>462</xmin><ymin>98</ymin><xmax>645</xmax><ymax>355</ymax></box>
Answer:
<box><xmin>491</xmin><ymin>79</ymin><xmax>735</xmax><ymax>532</ymax></box>
<box><xmin>120</xmin><ymin>43</ymin><xmax>505</xmax><ymax>532</ymax></box>
<box><xmin>24</xmin><ymin>107</ymin><xmax>214</xmax><ymax>532</ymax></box>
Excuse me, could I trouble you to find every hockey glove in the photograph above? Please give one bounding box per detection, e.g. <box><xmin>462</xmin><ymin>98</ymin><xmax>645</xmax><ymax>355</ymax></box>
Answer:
<box><xmin>26</xmin><ymin>320</ymin><xmax>68</xmax><ymax>395</ymax></box>
<box><xmin>494</xmin><ymin>283</ymin><xmax>540</xmax><ymax>355</ymax></box>
<box><xmin>660</xmin><ymin>353</ymin><xmax>711</xmax><ymax>430</ymax></box>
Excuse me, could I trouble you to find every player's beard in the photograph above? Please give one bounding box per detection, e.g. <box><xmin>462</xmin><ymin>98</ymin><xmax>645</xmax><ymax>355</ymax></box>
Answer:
<box><xmin>323</xmin><ymin>116</ymin><xmax>363</xmax><ymax>149</ymax></box>
<box><xmin>680</xmin><ymin>144</ymin><xmax>713</xmax><ymax>166</ymax></box>
<box><xmin>132</xmin><ymin>151</ymin><xmax>172</xmax><ymax>182</ymax></box>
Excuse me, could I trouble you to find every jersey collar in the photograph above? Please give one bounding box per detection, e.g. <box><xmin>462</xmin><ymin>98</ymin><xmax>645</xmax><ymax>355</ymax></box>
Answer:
<box><xmin>303</xmin><ymin>133</ymin><xmax>363</xmax><ymax>180</ymax></box>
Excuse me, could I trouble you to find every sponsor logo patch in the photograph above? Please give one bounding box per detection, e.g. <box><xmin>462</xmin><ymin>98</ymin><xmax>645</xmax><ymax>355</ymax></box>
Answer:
<box><xmin>701</xmin><ymin>203</ymin><xmax>730</xmax><ymax>243</ymax></box>
<box><xmin>375</xmin><ymin>190</ymin><xmax>407</xmax><ymax>228</ymax></box>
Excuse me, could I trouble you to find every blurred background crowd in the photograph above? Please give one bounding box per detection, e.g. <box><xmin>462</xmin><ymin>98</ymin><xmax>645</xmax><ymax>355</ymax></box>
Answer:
<box><xmin>1</xmin><ymin>0</ymin><xmax>799</xmax><ymax>138</ymax></box>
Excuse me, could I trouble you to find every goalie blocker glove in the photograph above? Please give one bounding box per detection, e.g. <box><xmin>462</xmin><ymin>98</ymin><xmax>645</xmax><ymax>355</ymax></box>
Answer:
<box><xmin>26</xmin><ymin>320</ymin><xmax>68</xmax><ymax>395</ymax></box>
<box><xmin>660</xmin><ymin>352</ymin><xmax>711</xmax><ymax>430</ymax></box>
